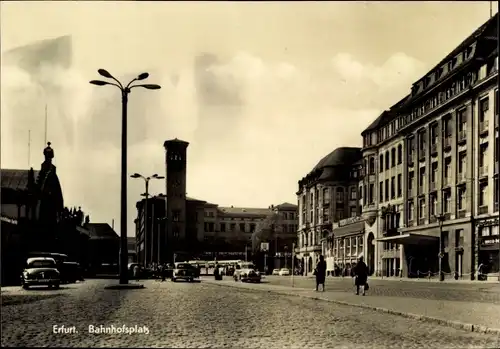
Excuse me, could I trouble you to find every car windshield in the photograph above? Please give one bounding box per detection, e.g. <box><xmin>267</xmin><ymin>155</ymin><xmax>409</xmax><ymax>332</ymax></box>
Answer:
<box><xmin>29</xmin><ymin>260</ymin><xmax>55</xmax><ymax>268</ymax></box>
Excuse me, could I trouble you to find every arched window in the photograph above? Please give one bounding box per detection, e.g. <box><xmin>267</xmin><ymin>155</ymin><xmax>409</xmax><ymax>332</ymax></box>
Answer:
<box><xmin>397</xmin><ymin>144</ymin><xmax>403</xmax><ymax>164</ymax></box>
<box><xmin>379</xmin><ymin>154</ymin><xmax>384</xmax><ymax>172</ymax></box>
<box><xmin>385</xmin><ymin>151</ymin><xmax>390</xmax><ymax>170</ymax></box>
<box><xmin>391</xmin><ymin>148</ymin><xmax>396</xmax><ymax>167</ymax></box>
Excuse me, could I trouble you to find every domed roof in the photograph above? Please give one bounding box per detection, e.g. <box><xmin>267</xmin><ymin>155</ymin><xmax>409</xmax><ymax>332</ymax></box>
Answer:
<box><xmin>312</xmin><ymin>147</ymin><xmax>362</xmax><ymax>172</ymax></box>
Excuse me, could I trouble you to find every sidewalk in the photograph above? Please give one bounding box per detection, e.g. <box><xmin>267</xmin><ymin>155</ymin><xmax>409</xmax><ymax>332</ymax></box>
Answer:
<box><xmin>296</xmin><ymin>275</ymin><xmax>500</xmax><ymax>284</ymax></box>
<box><xmin>202</xmin><ymin>278</ymin><xmax>500</xmax><ymax>335</ymax></box>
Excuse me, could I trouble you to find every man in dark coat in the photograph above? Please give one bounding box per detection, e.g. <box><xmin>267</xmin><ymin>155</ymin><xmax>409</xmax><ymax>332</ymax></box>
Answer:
<box><xmin>352</xmin><ymin>256</ymin><xmax>369</xmax><ymax>296</ymax></box>
<box><xmin>315</xmin><ymin>255</ymin><xmax>327</xmax><ymax>292</ymax></box>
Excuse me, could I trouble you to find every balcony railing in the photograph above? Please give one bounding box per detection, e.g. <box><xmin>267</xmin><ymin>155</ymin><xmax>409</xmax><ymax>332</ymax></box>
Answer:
<box><xmin>418</xmin><ymin>218</ymin><xmax>425</xmax><ymax>225</ymax></box>
<box><xmin>479</xmin><ymin>165</ymin><xmax>488</xmax><ymax>177</ymax></box>
<box><xmin>458</xmin><ymin>129</ymin><xmax>467</xmax><ymax>143</ymax></box>
<box><xmin>479</xmin><ymin>120</ymin><xmax>489</xmax><ymax>134</ymax></box>
<box><xmin>457</xmin><ymin>210</ymin><xmax>466</xmax><ymax>218</ymax></box>
<box><xmin>443</xmin><ymin>137</ymin><xmax>452</xmax><ymax>150</ymax></box>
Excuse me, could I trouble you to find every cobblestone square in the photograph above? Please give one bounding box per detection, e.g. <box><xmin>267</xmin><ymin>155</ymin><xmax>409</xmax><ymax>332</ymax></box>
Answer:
<box><xmin>2</xmin><ymin>279</ymin><xmax>500</xmax><ymax>348</ymax></box>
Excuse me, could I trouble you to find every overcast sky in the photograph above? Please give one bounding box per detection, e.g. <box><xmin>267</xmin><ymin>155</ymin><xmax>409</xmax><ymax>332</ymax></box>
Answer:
<box><xmin>1</xmin><ymin>1</ymin><xmax>496</xmax><ymax>236</ymax></box>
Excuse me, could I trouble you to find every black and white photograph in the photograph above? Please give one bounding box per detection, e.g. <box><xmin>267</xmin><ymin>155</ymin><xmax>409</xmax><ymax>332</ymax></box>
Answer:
<box><xmin>1</xmin><ymin>1</ymin><xmax>500</xmax><ymax>348</ymax></box>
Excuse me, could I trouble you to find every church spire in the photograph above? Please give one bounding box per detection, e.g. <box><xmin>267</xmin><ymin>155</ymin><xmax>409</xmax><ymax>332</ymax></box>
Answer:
<box><xmin>43</xmin><ymin>142</ymin><xmax>54</xmax><ymax>163</ymax></box>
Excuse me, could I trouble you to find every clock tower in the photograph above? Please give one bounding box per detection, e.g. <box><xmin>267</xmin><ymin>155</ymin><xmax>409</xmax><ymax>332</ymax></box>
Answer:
<box><xmin>163</xmin><ymin>138</ymin><xmax>189</xmax><ymax>262</ymax></box>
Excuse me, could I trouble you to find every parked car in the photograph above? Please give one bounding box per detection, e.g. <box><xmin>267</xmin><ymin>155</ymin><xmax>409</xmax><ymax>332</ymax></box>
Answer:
<box><xmin>21</xmin><ymin>257</ymin><xmax>60</xmax><ymax>289</ymax></box>
<box><xmin>234</xmin><ymin>268</ymin><xmax>261</xmax><ymax>283</ymax></box>
<box><xmin>59</xmin><ymin>262</ymin><xmax>84</xmax><ymax>284</ymax></box>
<box><xmin>128</xmin><ymin>263</ymin><xmax>144</xmax><ymax>279</ymax></box>
<box><xmin>278</xmin><ymin>268</ymin><xmax>290</xmax><ymax>276</ymax></box>
<box><xmin>272</xmin><ymin>269</ymin><xmax>280</xmax><ymax>276</ymax></box>
<box><xmin>172</xmin><ymin>262</ymin><xmax>197</xmax><ymax>282</ymax></box>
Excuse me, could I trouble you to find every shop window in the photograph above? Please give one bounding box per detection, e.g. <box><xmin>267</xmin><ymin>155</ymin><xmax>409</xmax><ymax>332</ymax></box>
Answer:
<box><xmin>480</xmin><ymin>226</ymin><xmax>490</xmax><ymax>237</ymax></box>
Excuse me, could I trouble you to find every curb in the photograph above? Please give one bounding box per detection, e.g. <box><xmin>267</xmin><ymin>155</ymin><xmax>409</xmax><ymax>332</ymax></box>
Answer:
<box><xmin>204</xmin><ymin>281</ymin><xmax>500</xmax><ymax>335</ymax></box>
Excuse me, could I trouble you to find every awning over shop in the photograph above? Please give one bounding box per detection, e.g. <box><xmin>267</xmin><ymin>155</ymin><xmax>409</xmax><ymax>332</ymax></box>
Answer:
<box><xmin>332</xmin><ymin>222</ymin><xmax>365</xmax><ymax>238</ymax></box>
<box><xmin>376</xmin><ymin>233</ymin><xmax>438</xmax><ymax>245</ymax></box>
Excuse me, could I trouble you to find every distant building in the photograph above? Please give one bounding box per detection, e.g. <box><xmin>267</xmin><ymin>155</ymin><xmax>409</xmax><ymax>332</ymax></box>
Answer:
<box><xmin>295</xmin><ymin>147</ymin><xmax>363</xmax><ymax>275</ymax></box>
<box><xmin>78</xmin><ymin>223</ymin><xmax>119</xmax><ymax>275</ymax></box>
<box><xmin>133</xmin><ymin>138</ymin><xmax>298</xmax><ymax>266</ymax></box>
<box><xmin>0</xmin><ymin>142</ymin><xmax>90</xmax><ymax>284</ymax></box>
<box><xmin>127</xmin><ymin>237</ymin><xmax>137</xmax><ymax>264</ymax></box>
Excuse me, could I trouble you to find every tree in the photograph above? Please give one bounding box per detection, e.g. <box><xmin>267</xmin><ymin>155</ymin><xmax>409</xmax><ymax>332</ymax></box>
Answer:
<box><xmin>251</xmin><ymin>213</ymin><xmax>283</xmax><ymax>252</ymax></box>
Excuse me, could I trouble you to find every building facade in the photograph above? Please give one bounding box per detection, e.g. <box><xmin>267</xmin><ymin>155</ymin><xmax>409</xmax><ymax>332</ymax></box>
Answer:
<box><xmin>295</xmin><ymin>147</ymin><xmax>363</xmax><ymax>275</ymax></box>
<box><xmin>360</xmin><ymin>13</ymin><xmax>499</xmax><ymax>280</ymax></box>
<box><xmin>134</xmin><ymin>138</ymin><xmax>298</xmax><ymax>265</ymax></box>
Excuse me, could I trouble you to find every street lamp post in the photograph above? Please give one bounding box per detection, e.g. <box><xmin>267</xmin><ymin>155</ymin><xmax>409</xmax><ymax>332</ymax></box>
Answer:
<box><xmin>284</xmin><ymin>245</ymin><xmax>288</xmax><ymax>269</ymax></box>
<box><xmin>435</xmin><ymin>213</ymin><xmax>445</xmax><ymax>282</ymax></box>
<box><xmin>131</xmin><ymin>174</ymin><xmax>165</xmax><ymax>267</ymax></box>
<box><xmin>90</xmin><ymin>69</ymin><xmax>161</xmax><ymax>285</ymax></box>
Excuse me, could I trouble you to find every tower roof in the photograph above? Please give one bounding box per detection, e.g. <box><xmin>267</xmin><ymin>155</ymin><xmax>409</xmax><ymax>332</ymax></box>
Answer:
<box><xmin>163</xmin><ymin>138</ymin><xmax>189</xmax><ymax>148</ymax></box>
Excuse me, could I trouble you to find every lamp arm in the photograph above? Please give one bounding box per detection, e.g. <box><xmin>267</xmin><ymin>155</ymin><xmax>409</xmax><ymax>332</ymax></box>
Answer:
<box><xmin>126</xmin><ymin>78</ymin><xmax>138</xmax><ymax>90</ymax></box>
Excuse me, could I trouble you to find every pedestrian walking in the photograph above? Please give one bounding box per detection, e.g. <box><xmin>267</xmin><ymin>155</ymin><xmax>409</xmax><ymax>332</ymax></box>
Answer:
<box><xmin>315</xmin><ymin>255</ymin><xmax>327</xmax><ymax>292</ymax></box>
<box><xmin>352</xmin><ymin>255</ymin><xmax>369</xmax><ymax>296</ymax></box>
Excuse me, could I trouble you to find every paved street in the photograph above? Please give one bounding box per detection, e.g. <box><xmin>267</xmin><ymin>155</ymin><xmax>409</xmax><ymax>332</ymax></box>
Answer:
<box><xmin>2</xmin><ymin>279</ymin><xmax>500</xmax><ymax>348</ymax></box>
<box><xmin>262</xmin><ymin>275</ymin><xmax>500</xmax><ymax>303</ymax></box>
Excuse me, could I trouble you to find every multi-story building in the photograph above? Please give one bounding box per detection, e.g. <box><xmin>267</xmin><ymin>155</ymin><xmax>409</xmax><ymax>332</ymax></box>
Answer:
<box><xmin>134</xmin><ymin>137</ymin><xmax>298</xmax><ymax>265</ymax></box>
<box><xmin>295</xmin><ymin>147</ymin><xmax>362</xmax><ymax>275</ymax></box>
<box><xmin>201</xmin><ymin>203</ymin><xmax>298</xmax><ymax>266</ymax></box>
<box><xmin>360</xmin><ymin>13</ymin><xmax>499</xmax><ymax>280</ymax></box>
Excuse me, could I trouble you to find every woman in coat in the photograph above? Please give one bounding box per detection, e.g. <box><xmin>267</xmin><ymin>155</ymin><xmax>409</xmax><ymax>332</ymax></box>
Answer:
<box><xmin>352</xmin><ymin>256</ymin><xmax>369</xmax><ymax>296</ymax></box>
<box><xmin>315</xmin><ymin>255</ymin><xmax>327</xmax><ymax>292</ymax></box>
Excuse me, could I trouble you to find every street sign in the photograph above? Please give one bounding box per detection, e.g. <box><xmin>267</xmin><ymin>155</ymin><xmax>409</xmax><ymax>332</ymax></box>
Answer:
<box><xmin>261</xmin><ymin>242</ymin><xmax>269</xmax><ymax>251</ymax></box>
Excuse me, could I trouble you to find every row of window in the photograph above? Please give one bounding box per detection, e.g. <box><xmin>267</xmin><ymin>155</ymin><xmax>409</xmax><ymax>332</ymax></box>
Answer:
<box><xmin>327</xmin><ymin>236</ymin><xmax>364</xmax><ymax>258</ymax></box>
<box><xmin>379</xmin><ymin>145</ymin><xmax>403</xmax><ymax>172</ymax></box>
<box><xmin>407</xmin><ymin>180</ymin><xmax>498</xmax><ymax>222</ymax></box>
<box><xmin>204</xmin><ymin>222</ymin><xmax>299</xmax><ymax>234</ymax></box>
<box><xmin>379</xmin><ymin>175</ymin><xmax>403</xmax><ymax>202</ymax></box>
<box><xmin>301</xmin><ymin>187</ymin><xmax>358</xmax><ymax>210</ymax></box>
<box><xmin>301</xmin><ymin>206</ymin><xmax>360</xmax><ymax>226</ymax></box>
<box><xmin>205</xmin><ymin>211</ymin><xmax>296</xmax><ymax>220</ymax></box>
<box><xmin>363</xmin><ymin>58</ymin><xmax>498</xmax><ymax>148</ymax></box>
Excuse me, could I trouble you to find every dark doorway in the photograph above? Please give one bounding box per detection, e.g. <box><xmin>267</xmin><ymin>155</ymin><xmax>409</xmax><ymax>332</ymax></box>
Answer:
<box><xmin>367</xmin><ymin>232</ymin><xmax>375</xmax><ymax>275</ymax></box>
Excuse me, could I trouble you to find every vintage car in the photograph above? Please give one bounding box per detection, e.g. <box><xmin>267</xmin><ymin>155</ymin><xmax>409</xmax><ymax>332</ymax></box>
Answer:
<box><xmin>21</xmin><ymin>257</ymin><xmax>61</xmax><ymax>289</ymax></box>
<box><xmin>172</xmin><ymin>262</ymin><xmax>197</xmax><ymax>282</ymax></box>
<box><xmin>59</xmin><ymin>262</ymin><xmax>84</xmax><ymax>284</ymax></box>
<box><xmin>278</xmin><ymin>268</ymin><xmax>291</xmax><ymax>276</ymax></box>
<box><xmin>233</xmin><ymin>268</ymin><xmax>261</xmax><ymax>283</ymax></box>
